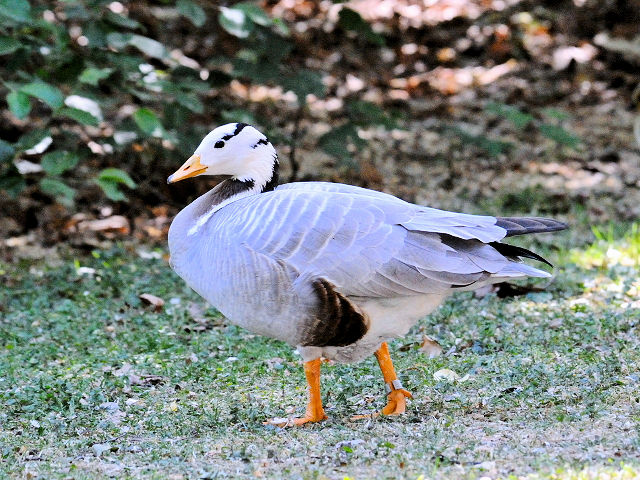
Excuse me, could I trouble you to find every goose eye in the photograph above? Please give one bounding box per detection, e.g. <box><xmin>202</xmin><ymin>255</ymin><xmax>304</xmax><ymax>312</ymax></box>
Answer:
<box><xmin>214</xmin><ymin>140</ymin><xmax>225</xmax><ymax>149</ymax></box>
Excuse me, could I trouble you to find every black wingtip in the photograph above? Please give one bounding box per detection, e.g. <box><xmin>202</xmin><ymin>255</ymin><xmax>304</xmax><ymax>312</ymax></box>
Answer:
<box><xmin>496</xmin><ymin>217</ymin><xmax>568</xmax><ymax>237</ymax></box>
<box><xmin>489</xmin><ymin>242</ymin><xmax>554</xmax><ymax>267</ymax></box>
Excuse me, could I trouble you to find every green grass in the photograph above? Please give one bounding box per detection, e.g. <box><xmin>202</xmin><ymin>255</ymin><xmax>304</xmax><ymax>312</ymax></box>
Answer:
<box><xmin>1</xmin><ymin>227</ymin><xmax>639</xmax><ymax>479</ymax></box>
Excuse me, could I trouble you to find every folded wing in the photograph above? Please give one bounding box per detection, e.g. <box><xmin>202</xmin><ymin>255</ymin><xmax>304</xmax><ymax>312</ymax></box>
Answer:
<box><xmin>211</xmin><ymin>185</ymin><xmax>556</xmax><ymax>298</ymax></box>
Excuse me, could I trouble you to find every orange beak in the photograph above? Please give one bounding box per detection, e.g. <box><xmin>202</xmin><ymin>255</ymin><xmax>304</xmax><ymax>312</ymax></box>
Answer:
<box><xmin>167</xmin><ymin>154</ymin><xmax>207</xmax><ymax>184</ymax></box>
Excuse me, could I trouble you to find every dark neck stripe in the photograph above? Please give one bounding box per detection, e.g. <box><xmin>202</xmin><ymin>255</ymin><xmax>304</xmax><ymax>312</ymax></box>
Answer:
<box><xmin>192</xmin><ymin>176</ymin><xmax>255</xmax><ymax>218</ymax></box>
<box><xmin>233</xmin><ymin>178</ymin><xmax>255</xmax><ymax>190</ymax></box>
<box><xmin>221</xmin><ymin>122</ymin><xmax>249</xmax><ymax>141</ymax></box>
<box><xmin>210</xmin><ymin>177</ymin><xmax>255</xmax><ymax>205</ymax></box>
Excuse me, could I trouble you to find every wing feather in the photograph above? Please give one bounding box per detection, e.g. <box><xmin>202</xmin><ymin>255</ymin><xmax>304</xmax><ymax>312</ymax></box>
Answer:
<box><xmin>397</xmin><ymin>232</ymin><xmax>482</xmax><ymax>274</ymax></box>
<box><xmin>202</xmin><ymin>186</ymin><xmax>550</xmax><ymax>299</ymax></box>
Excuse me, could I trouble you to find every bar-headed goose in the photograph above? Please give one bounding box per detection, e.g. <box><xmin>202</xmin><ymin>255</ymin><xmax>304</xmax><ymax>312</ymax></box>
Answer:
<box><xmin>167</xmin><ymin>123</ymin><xmax>567</xmax><ymax>426</ymax></box>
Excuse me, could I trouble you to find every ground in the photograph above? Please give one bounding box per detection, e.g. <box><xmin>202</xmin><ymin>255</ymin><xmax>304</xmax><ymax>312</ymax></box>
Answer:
<box><xmin>2</xmin><ymin>2</ymin><xmax>640</xmax><ymax>478</ymax></box>
<box><xmin>1</xmin><ymin>222</ymin><xmax>639</xmax><ymax>479</ymax></box>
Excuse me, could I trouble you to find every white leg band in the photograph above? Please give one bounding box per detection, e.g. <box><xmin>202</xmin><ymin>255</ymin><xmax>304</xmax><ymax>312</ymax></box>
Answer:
<box><xmin>384</xmin><ymin>379</ymin><xmax>404</xmax><ymax>393</ymax></box>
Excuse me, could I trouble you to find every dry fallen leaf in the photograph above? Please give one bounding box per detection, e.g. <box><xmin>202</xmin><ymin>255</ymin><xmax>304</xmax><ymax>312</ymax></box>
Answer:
<box><xmin>78</xmin><ymin>215</ymin><xmax>130</xmax><ymax>235</ymax></box>
<box><xmin>433</xmin><ymin>368</ymin><xmax>460</xmax><ymax>382</ymax></box>
<box><xmin>187</xmin><ymin>302</ymin><xmax>207</xmax><ymax>323</ymax></box>
<box><xmin>549</xmin><ymin>318</ymin><xmax>564</xmax><ymax>329</ymax></box>
<box><xmin>420</xmin><ymin>335</ymin><xmax>443</xmax><ymax>358</ymax></box>
<box><xmin>92</xmin><ymin>443</ymin><xmax>111</xmax><ymax>457</ymax></box>
<box><xmin>114</xmin><ymin>363</ymin><xmax>166</xmax><ymax>386</ymax></box>
<box><xmin>139</xmin><ymin>293</ymin><xmax>165</xmax><ymax>312</ymax></box>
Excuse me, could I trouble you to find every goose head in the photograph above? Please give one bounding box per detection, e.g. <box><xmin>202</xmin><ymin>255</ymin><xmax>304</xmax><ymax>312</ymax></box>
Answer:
<box><xmin>167</xmin><ymin>122</ymin><xmax>278</xmax><ymax>191</ymax></box>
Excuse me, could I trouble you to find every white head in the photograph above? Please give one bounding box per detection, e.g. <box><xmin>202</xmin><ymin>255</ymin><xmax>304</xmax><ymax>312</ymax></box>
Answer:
<box><xmin>167</xmin><ymin>123</ymin><xmax>278</xmax><ymax>190</ymax></box>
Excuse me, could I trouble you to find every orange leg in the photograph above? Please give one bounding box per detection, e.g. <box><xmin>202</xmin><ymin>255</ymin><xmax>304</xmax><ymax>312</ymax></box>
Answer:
<box><xmin>265</xmin><ymin>358</ymin><xmax>328</xmax><ymax>427</ymax></box>
<box><xmin>352</xmin><ymin>342</ymin><xmax>412</xmax><ymax>419</ymax></box>
<box><xmin>375</xmin><ymin>342</ymin><xmax>412</xmax><ymax>415</ymax></box>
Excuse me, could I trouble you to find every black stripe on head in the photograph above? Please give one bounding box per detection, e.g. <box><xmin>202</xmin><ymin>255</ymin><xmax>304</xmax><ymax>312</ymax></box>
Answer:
<box><xmin>252</xmin><ymin>137</ymin><xmax>269</xmax><ymax>149</ymax></box>
<box><xmin>233</xmin><ymin>122</ymin><xmax>248</xmax><ymax>135</ymax></box>
<box><xmin>221</xmin><ymin>122</ymin><xmax>249</xmax><ymax>141</ymax></box>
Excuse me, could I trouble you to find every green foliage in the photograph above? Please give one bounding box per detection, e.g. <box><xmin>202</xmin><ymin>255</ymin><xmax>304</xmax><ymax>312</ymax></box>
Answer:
<box><xmin>55</xmin><ymin>107</ymin><xmax>100</xmax><ymax>127</ymax></box>
<box><xmin>0</xmin><ymin>0</ymin><xmax>31</xmax><ymax>22</ymax></box>
<box><xmin>220</xmin><ymin>108</ymin><xmax>257</xmax><ymax>125</ymax></box>
<box><xmin>542</xmin><ymin>107</ymin><xmax>571</xmax><ymax>121</ymax></box>
<box><xmin>20</xmin><ymin>81</ymin><xmax>64</xmax><ymax>109</ymax></box>
<box><xmin>40</xmin><ymin>177</ymin><xmax>75</xmax><ymax>207</ymax></box>
<box><xmin>319</xmin><ymin>100</ymin><xmax>400</xmax><ymax>166</ymax></box>
<box><xmin>78</xmin><ymin>67</ymin><xmax>113</xmax><ymax>86</ymax></box>
<box><xmin>234</xmin><ymin>2</ymin><xmax>274</xmax><ymax>27</ymax></box>
<box><xmin>133</xmin><ymin>108</ymin><xmax>164</xmax><ymax>137</ymax></box>
<box><xmin>338</xmin><ymin>7</ymin><xmax>385</xmax><ymax>46</ymax></box>
<box><xmin>16</xmin><ymin>129</ymin><xmax>51</xmax><ymax>152</ymax></box>
<box><xmin>95</xmin><ymin>168</ymin><xmax>137</xmax><ymax>202</ymax></box>
<box><xmin>219</xmin><ymin>6</ymin><xmax>255</xmax><ymax>38</ymax></box>
<box><xmin>0</xmin><ymin>1</ymin><xmax>391</xmax><ymax>208</ymax></box>
<box><xmin>280</xmin><ymin>70</ymin><xmax>326</xmax><ymax>104</ymax></box>
<box><xmin>0</xmin><ymin>36</ymin><xmax>20</xmax><ymax>55</ymax></box>
<box><xmin>6</xmin><ymin>91</ymin><xmax>30</xmax><ymax>119</ymax></box>
<box><xmin>319</xmin><ymin>123</ymin><xmax>363</xmax><ymax>165</ymax></box>
<box><xmin>447</xmin><ymin>126</ymin><xmax>513</xmax><ymax>158</ymax></box>
<box><xmin>538</xmin><ymin>123</ymin><xmax>582</xmax><ymax>149</ymax></box>
<box><xmin>0</xmin><ymin>1</ymin><xmax>211</xmax><ymax>204</ymax></box>
<box><xmin>348</xmin><ymin>100</ymin><xmax>400</xmax><ymax>129</ymax></box>
<box><xmin>452</xmin><ymin>103</ymin><xmax>582</xmax><ymax>158</ymax></box>
<box><xmin>41</xmin><ymin>151</ymin><xmax>79</xmax><ymax>175</ymax></box>
<box><xmin>177</xmin><ymin>0</ymin><xmax>206</xmax><ymax>27</ymax></box>
<box><xmin>487</xmin><ymin>102</ymin><xmax>582</xmax><ymax>149</ymax></box>
<box><xmin>486</xmin><ymin>102</ymin><xmax>534</xmax><ymax>129</ymax></box>
<box><xmin>0</xmin><ymin>140</ymin><xmax>14</xmax><ymax>163</ymax></box>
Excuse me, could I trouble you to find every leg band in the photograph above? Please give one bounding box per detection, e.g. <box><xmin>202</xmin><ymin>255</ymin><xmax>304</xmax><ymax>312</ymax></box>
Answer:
<box><xmin>384</xmin><ymin>379</ymin><xmax>404</xmax><ymax>394</ymax></box>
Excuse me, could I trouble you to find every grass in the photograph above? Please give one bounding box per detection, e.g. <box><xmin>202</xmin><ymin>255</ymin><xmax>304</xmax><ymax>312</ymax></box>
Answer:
<box><xmin>1</xmin><ymin>225</ymin><xmax>639</xmax><ymax>479</ymax></box>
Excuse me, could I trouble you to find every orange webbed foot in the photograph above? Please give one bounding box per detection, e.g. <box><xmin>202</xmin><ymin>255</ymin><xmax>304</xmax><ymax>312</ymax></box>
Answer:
<box><xmin>264</xmin><ymin>411</ymin><xmax>328</xmax><ymax>427</ymax></box>
<box><xmin>381</xmin><ymin>388</ymin><xmax>412</xmax><ymax>415</ymax></box>
<box><xmin>350</xmin><ymin>388</ymin><xmax>413</xmax><ymax>420</ymax></box>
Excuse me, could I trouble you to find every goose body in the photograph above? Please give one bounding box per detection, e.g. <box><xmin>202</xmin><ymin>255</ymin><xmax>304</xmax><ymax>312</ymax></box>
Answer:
<box><xmin>168</xmin><ymin>123</ymin><xmax>567</xmax><ymax>424</ymax></box>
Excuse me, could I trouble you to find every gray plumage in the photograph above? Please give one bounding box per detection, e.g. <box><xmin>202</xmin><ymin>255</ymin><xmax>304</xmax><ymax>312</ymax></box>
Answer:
<box><xmin>168</xmin><ymin>123</ymin><xmax>567</xmax><ymax>364</ymax></box>
<box><xmin>496</xmin><ymin>216</ymin><xmax>568</xmax><ymax>237</ymax></box>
